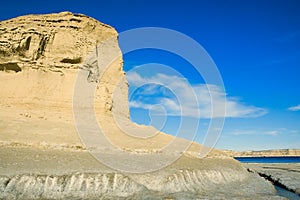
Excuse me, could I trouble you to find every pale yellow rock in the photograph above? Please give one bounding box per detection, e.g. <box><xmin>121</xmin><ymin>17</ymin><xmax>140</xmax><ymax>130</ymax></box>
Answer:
<box><xmin>0</xmin><ymin>11</ymin><xmax>222</xmax><ymax>155</ymax></box>
<box><xmin>225</xmin><ymin>149</ymin><xmax>300</xmax><ymax>157</ymax></box>
<box><xmin>0</xmin><ymin>12</ymin><xmax>130</xmax><ymax>148</ymax></box>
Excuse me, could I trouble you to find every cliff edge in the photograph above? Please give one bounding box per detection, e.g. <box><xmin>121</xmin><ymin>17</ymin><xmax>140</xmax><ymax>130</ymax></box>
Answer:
<box><xmin>225</xmin><ymin>149</ymin><xmax>300</xmax><ymax>157</ymax></box>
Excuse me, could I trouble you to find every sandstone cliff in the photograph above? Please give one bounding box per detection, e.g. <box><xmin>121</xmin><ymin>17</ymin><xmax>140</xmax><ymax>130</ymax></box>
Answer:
<box><xmin>0</xmin><ymin>12</ymin><xmax>284</xmax><ymax>199</ymax></box>
<box><xmin>226</xmin><ymin>149</ymin><xmax>300</xmax><ymax>157</ymax></box>
<box><xmin>0</xmin><ymin>11</ymin><xmax>128</xmax><ymax>117</ymax></box>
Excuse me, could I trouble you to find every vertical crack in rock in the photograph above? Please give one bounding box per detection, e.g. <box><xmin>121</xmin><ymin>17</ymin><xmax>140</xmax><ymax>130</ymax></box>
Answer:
<box><xmin>35</xmin><ymin>34</ymin><xmax>49</xmax><ymax>60</ymax></box>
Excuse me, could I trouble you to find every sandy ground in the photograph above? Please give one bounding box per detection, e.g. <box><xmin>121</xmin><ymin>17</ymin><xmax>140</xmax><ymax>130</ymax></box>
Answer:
<box><xmin>0</xmin><ymin>146</ymin><xmax>111</xmax><ymax>176</ymax></box>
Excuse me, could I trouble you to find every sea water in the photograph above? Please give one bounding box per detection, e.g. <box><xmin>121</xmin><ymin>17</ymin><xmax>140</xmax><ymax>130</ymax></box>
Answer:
<box><xmin>234</xmin><ymin>156</ymin><xmax>300</xmax><ymax>163</ymax></box>
<box><xmin>275</xmin><ymin>186</ymin><xmax>300</xmax><ymax>200</ymax></box>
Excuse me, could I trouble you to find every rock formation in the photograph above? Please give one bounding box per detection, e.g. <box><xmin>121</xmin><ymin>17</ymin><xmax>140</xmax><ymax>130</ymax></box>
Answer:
<box><xmin>0</xmin><ymin>11</ymin><xmax>128</xmax><ymax>116</ymax></box>
<box><xmin>0</xmin><ymin>12</ymin><xmax>285</xmax><ymax>199</ymax></box>
<box><xmin>226</xmin><ymin>149</ymin><xmax>300</xmax><ymax>157</ymax></box>
<box><xmin>245</xmin><ymin>163</ymin><xmax>300</xmax><ymax>196</ymax></box>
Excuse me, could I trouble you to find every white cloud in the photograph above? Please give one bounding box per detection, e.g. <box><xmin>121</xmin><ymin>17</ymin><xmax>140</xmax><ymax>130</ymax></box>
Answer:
<box><xmin>127</xmin><ymin>72</ymin><xmax>267</xmax><ymax>118</ymax></box>
<box><xmin>265</xmin><ymin>130</ymin><xmax>280</xmax><ymax>136</ymax></box>
<box><xmin>231</xmin><ymin>128</ymin><xmax>299</xmax><ymax>136</ymax></box>
<box><xmin>288</xmin><ymin>104</ymin><xmax>300</xmax><ymax>111</ymax></box>
<box><xmin>129</xmin><ymin>101</ymin><xmax>155</xmax><ymax>110</ymax></box>
<box><xmin>231</xmin><ymin>130</ymin><xmax>279</xmax><ymax>136</ymax></box>
<box><xmin>291</xmin><ymin>130</ymin><xmax>299</xmax><ymax>133</ymax></box>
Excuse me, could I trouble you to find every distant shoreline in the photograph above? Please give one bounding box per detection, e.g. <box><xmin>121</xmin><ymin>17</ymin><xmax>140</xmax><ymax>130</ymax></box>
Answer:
<box><xmin>234</xmin><ymin>155</ymin><xmax>300</xmax><ymax>158</ymax></box>
<box><xmin>234</xmin><ymin>156</ymin><xmax>300</xmax><ymax>164</ymax></box>
<box><xmin>223</xmin><ymin>149</ymin><xmax>300</xmax><ymax>157</ymax></box>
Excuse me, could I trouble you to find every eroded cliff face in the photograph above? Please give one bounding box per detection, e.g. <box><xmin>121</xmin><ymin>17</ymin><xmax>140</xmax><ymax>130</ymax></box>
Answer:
<box><xmin>0</xmin><ymin>11</ymin><xmax>129</xmax><ymax>118</ymax></box>
<box><xmin>0</xmin><ymin>12</ymin><xmax>111</xmax><ymax>63</ymax></box>
<box><xmin>227</xmin><ymin>149</ymin><xmax>300</xmax><ymax>157</ymax></box>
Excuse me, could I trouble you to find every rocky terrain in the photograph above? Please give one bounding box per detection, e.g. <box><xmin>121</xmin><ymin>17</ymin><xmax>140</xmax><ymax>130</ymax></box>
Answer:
<box><xmin>226</xmin><ymin>149</ymin><xmax>300</xmax><ymax>157</ymax></box>
<box><xmin>245</xmin><ymin>163</ymin><xmax>300</xmax><ymax>195</ymax></box>
<box><xmin>0</xmin><ymin>12</ymin><xmax>286</xmax><ymax>199</ymax></box>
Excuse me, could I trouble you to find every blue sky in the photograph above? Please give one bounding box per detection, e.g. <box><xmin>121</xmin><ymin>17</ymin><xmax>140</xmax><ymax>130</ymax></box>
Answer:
<box><xmin>1</xmin><ymin>0</ymin><xmax>300</xmax><ymax>151</ymax></box>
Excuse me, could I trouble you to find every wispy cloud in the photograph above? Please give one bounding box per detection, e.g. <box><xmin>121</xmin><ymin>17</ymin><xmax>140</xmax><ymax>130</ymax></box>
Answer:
<box><xmin>127</xmin><ymin>72</ymin><xmax>267</xmax><ymax>118</ymax></box>
<box><xmin>231</xmin><ymin>130</ymin><xmax>275</xmax><ymax>136</ymax></box>
<box><xmin>231</xmin><ymin>128</ymin><xmax>299</xmax><ymax>136</ymax></box>
<box><xmin>288</xmin><ymin>104</ymin><xmax>300</xmax><ymax>111</ymax></box>
<box><xmin>290</xmin><ymin>130</ymin><xmax>300</xmax><ymax>134</ymax></box>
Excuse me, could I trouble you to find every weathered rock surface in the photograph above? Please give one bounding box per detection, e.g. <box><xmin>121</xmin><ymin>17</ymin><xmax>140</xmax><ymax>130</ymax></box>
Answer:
<box><xmin>226</xmin><ymin>149</ymin><xmax>300</xmax><ymax>157</ymax></box>
<box><xmin>0</xmin><ymin>12</ymin><xmax>285</xmax><ymax>199</ymax></box>
<box><xmin>0</xmin><ymin>11</ymin><xmax>115</xmax><ymax>67</ymax></box>
<box><xmin>0</xmin><ymin>146</ymin><xmax>284</xmax><ymax>199</ymax></box>
<box><xmin>0</xmin><ymin>11</ymin><xmax>128</xmax><ymax>117</ymax></box>
<box><xmin>245</xmin><ymin>163</ymin><xmax>300</xmax><ymax>195</ymax></box>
